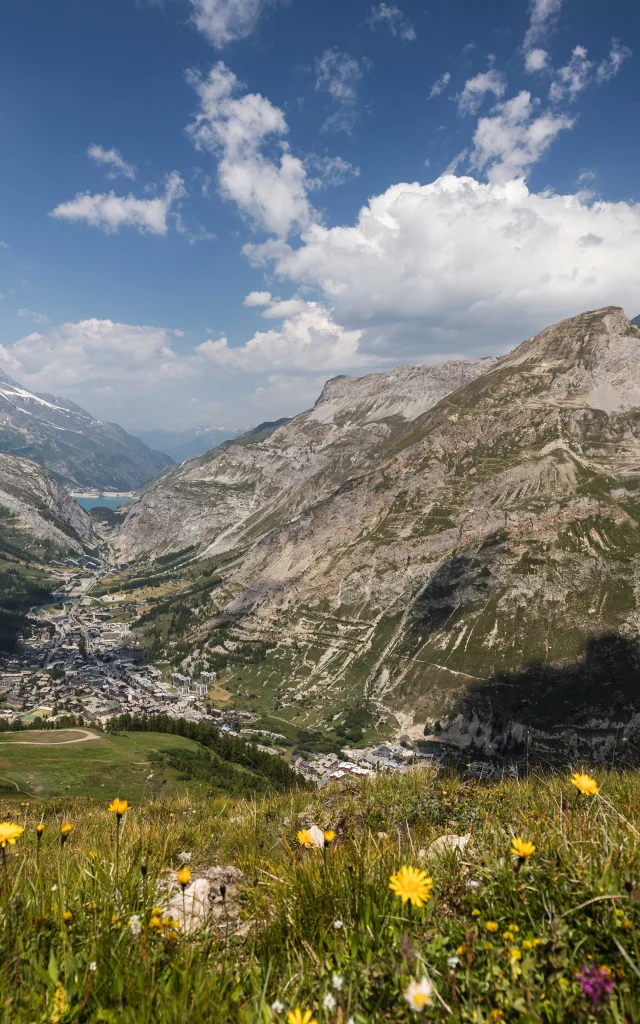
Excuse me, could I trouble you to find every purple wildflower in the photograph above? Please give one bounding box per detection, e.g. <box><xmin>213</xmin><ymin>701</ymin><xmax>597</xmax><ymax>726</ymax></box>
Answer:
<box><xmin>575</xmin><ymin>963</ymin><xmax>614</xmax><ymax>1008</ymax></box>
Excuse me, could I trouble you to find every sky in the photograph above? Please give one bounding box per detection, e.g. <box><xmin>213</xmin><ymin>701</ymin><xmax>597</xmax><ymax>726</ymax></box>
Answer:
<box><xmin>0</xmin><ymin>0</ymin><xmax>638</xmax><ymax>432</ymax></box>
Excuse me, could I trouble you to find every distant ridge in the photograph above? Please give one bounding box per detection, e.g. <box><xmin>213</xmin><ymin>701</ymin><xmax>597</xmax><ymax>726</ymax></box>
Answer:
<box><xmin>0</xmin><ymin>368</ymin><xmax>172</xmax><ymax>491</ymax></box>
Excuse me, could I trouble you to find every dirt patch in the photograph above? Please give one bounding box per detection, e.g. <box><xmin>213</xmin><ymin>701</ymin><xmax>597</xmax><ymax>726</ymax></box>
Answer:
<box><xmin>0</xmin><ymin>729</ymin><xmax>101</xmax><ymax>746</ymax></box>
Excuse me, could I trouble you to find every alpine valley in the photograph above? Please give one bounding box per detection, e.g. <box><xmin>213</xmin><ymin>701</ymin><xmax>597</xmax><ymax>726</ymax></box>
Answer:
<box><xmin>6</xmin><ymin>306</ymin><xmax>640</xmax><ymax>764</ymax></box>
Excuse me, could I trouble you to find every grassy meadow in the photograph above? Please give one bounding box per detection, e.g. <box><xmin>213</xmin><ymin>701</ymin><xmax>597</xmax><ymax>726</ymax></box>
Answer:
<box><xmin>0</xmin><ymin>730</ymin><xmax>212</xmax><ymax>800</ymax></box>
<box><xmin>2</xmin><ymin>769</ymin><xmax>640</xmax><ymax>1022</ymax></box>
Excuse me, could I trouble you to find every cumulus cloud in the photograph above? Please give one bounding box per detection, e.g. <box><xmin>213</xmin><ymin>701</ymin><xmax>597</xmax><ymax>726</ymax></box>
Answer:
<box><xmin>243</xmin><ymin>290</ymin><xmax>272</xmax><ymax>306</ymax></box>
<box><xmin>315</xmin><ymin>49</ymin><xmax>365</xmax><ymax>133</ymax></box>
<box><xmin>428</xmin><ymin>72</ymin><xmax>451</xmax><ymax>99</ymax></box>
<box><xmin>186</xmin><ymin>62</ymin><xmax>313</xmax><ymax>237</ymax></box>
<box><xmin>87</xmin><ymin>144</ymin><xmax>136</xmax><ymax>180</ymax></box>
<box><xmin>49</xmin><ymin>171</ymin><xmax>186</xmax><ymax>236</ymax></box>
<box><xmin>197</xmin><ymin>301</ymin><xmax>369</xmax><ymax>372</ymax></box>
<box><xmin>248</xmin><ymin>173</ymin><xmax>640</xmax><ymax>360</ymax></box>
<box><xmin>470</xmin><ymin>91</ymin><xmax>574</xmax><ymax>182</ymax></box>
<box><xmin>524</xmin><ymin>48</ymin><xmax>548</xmax><ymax>73</ymax></box>
<box><xmin>1</xmin><ymin>318</ymin><xmax>196</xmax><ymax>395</ymax></box>
<box><xmin>457</xmin><ymin>70</ymin><xmax>506</xmax><ymax>115</ymax></box>
<box><xmin>523</xmin><ymin>0</ymin><xmax>563</xmax><ymax>50</ymax></box>
<box><xmin>188</xmin><ymin>0</ymin><xmax>280</xmax><ymax>48</ymax></box>
<box><xmin>368</xmin><ymin>4</ymin><xmax>416</xmax><ymax>42</ymax></box>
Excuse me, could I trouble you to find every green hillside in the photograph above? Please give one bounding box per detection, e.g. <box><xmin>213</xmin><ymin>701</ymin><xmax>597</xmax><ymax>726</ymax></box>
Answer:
<box><xmin>0</xmin><ymin>727</ymin><xmax>296</xmax><ymax>799</ymax></box>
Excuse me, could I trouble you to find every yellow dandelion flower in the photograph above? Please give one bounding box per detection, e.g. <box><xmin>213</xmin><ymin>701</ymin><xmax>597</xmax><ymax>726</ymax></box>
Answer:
<box><xmin>570</xmin><ymin>772</ymin><xmax>599</xmax><ymax>795</ymax></box>
<box><xmin>623</xmin><ymin>919</ymin><xmax>633</xmax><ymax>931</ymax></box>
<box><xmin>509</xmin><ymin>948</ymin><xmax>522</xmax><ymax>961</ymax></box>
<box><xmin>471</xmin><ymin>908</ymin><xmax>481</xmax><ymax>916</ymax></box>
<box><xmin>389</xmin><ymin>866</ymin><xmax>433</xmax><ymax>908</ymax></box>
<box><xmin>323</xmin><ymin>829</ymin><xmax>336</xmax><ymax>844</ymax></box>
<box><xmin>177</xmin><ymin>866</ymin><xmax>191</xmax><ymax>888</ymax></box>
<box><xmin>297</xmin><ymin>829</ymin><xmax>314</xmax><ymax>848</ymax></box>
<box><xmin>149</xmin><ymin>915</ymin><xmax>161</xmax><ymax>930</ymax></box>
<box><xmin>502</xmin><ymin>931</ymin><xmax>514</xmax><ymax>942</ymax></box>
<box><xmin>36</xmin><ymin>823</ymin><xmax>45</xmax><ymax>838</ymax></box>
<box><xmin>62</xmin><ymin>911</ymin><xmax>73</xmax><ymax>924</ymax></box>
<box><xmin>164</xmin><ymin>929</ymin><xmax>179</xmax><ymax>946</ymax></box>
<box><xmin>108</xmin><ymin>798</ymin><xmax>130</xmax><ymax>819</ymax></box>
<box><xmin>403</xmin><ymin>977</ymin><xmax>433</xmax><ymax>1011</ymax></box>
<box><xmin>286</xmin><ymin>1009</ymin><xmax>317</xmax><ymax>1024</ymax></box>
<box><xmin>532</xmin><ymin>938</ymin><xmax>544</xmax><ymax>947</ymax></box>
<box><xmin>486</xmin><ymin>921</ymin><xmax>499</xmax><ymax>932</ymax></box>
<box><xmin>51</xmin><ymin>983</ymin><xmax>67</xmax><ymax>1024</ymax></box>
<box><xmin>60</xmin><ymin>822</ymin><xmax>73</xmax><ymax>845</ymax></box>
<box><xmin>510</xmin><ymin>837</ymin><xmax>535</xmax><ymax>860</ymax></box>
<box><xmin>484</xmin><ymin>942</ymin><xmax>494</xmax><ymax>950</ymax></box>
<box><xmin>490</xmin><ymin>1011</ymin><xmax>505</xmax><ymax>1021</ymax></box>
<box><xmin>0</xmin><ymin>822</ymin><xmax>24</xmax><ymax>848</ymax></box>
<box><xmin>456</xmin><ymin>945</ymin><xmax>467</xmax><ymax>956</ymax></box>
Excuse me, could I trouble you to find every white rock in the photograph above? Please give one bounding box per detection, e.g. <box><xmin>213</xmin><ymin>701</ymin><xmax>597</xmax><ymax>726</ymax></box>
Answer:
<box><xmin>165</xmin><ymin>878</ymin><xmax>211</xmax><ymax>934</ymax></box>
<box><xmin>426</xmin><ymin>833</ymin><xmax>470</xmax><ymax>859</ymax></box>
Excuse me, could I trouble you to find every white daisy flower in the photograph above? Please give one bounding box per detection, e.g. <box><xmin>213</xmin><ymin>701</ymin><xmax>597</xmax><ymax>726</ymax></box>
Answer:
<box><xmin>333</xmin><ymin>919</ymin><xmax>344</xmax><ymax>929</ymax></box>
<box><xmin>403</xmin><ymin>977</ymin><xmax>433</xmax><ymax>1012</ymax></box>
<box><xmin>271</xmin><ymin>999</ymin><xmax>284</xmax><ymax>1013</ymax></box>
<box><xmin>323</xmin><ymin>993</ymin><xmax>336</xmax><ymax>1011</ymax></box>
<box><xmin>332</xmin><ymin>973</ymin><xmax>344</xmax><ymax>990</ymax></box>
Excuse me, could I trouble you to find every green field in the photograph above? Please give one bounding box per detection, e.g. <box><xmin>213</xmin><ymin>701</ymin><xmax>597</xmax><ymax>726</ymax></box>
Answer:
<box><xmin>0</xmin><ymin>729</ymin><xmax>209</xmax><ymax>799</ymax></box>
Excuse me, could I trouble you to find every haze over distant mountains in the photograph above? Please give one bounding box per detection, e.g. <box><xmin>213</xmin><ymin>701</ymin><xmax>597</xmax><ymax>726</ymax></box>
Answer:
<box><xmin>0</xmin><ymin>368</ymin><xmax>172</xmax><ymax>491</ymax></box>
<box><xmin>134</xmin><ymin>426</ymin><xmax>243</xmax><ymax>463</ymax></box>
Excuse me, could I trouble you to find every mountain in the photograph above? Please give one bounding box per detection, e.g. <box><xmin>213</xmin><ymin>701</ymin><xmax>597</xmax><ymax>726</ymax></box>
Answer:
<box><xmin>112</xmin><ymin>358</ymin><xmax>497</xmax><ymax>562</ymax></box>
<box><xmin>0</xmin><ymin>368</ymin><xmax>173</xmax><ymax>490</ymax></box>
<box><xmin>114</xmin><ymin>306</ymin><xmax>640</xmax><ymax>762</ymax></box>
<box><xmin>0</xmin><ymin>452</ymin><xmax>96</xmax><ymax>557</ymax></box>
<box><xmin>134</xmin><ymin>425</ymin><xmax>244</xmax><ymax>462</ymax></box>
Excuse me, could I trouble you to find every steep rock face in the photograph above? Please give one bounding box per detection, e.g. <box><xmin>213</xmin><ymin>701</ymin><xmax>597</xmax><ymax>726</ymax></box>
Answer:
<box><xmin>113</xmin><ymin>358</ymin><xmax>496</xmax><ymax>561</ymax></box>
<box><xmin>0</xmin><ymin>453</ymin><xmax>97</xmax><ymax>555</ymax></box>
<box><xmin>190</xmin><ymin>308</ymin><xmax>640</xmax><ymax>742</ymax></box>
<box><xmin>0</xmin><ymin>368</ymin><xmax>172</xmax><ymax>490</ymax></box>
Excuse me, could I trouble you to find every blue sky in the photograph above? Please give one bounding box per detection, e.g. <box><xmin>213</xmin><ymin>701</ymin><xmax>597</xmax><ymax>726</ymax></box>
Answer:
<box><xmin>0</xmin><ymin>0</ymin><xmax>638</xmax><ymax>431</ymax></box>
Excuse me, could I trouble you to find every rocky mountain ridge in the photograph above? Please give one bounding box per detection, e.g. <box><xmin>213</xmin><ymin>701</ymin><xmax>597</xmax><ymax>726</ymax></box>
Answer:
<box><xmin>0</xmin><ymin>452</ymin><xmax>97</xmax><ymax>556</ymax></box>
<box><xmin>0</xmin><ymin>368</ymin><xmax>172</xmax><ymax>491</ymax></box>
<box><xmin>113</xmin><ymin>357</ymin><xmax>497</xmax><ymax>562</ymax></box>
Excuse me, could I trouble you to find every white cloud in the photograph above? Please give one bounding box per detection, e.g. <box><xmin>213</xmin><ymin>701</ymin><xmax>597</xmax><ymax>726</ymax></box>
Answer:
<box><xmin>197</xmin><ymin>301</ymin><xmax>369</xmax><ymax>372</ymax></box>
<box><xmin>428</xmin><ymin>72</ymin><xmax>451</xmax><ymax>99</ymax></box>
<box><xmin>250</xmin><ymin>372</ymin><xmax>331</xmax><ymax>413</ymax></box>
<box><xmin>368</xmin><ymin>4</ymin><xmax>416</xmax><ymax>42</ymax></box>
<box><xmin>2</xmin><ymin>318</ymin><xmax>196</xmax><ymax>394</ymax></box>
<box><xmin>596</xmin><ymin>38</ymin><xmax>632</xmax><ymax>83</ymax></box>
<box><xmin>248</xmin><ymin>173</ymin><xmax>640</xmax><ymax>362</ymax></box>
<box><xmin>470</xmin><ymin>91</ymin><xmax>574</xmax><ymax>182</ymax></box>
<box><xmin>523</xmin><ymin>0</ymin><xmax>563</xmax><ymax>50</ymax></box>
<box><xmin>548</xmin><ymin>45</ymin><xmax>592</xmax><ymax>102</ymax></box>
<box><xmin>17</xmin><ymin>308</ymin><xmax>50</xmax><ymax>325</ymax></box>
<box><xmin>315</xmin><ymin>49</ymin><xmax>365</xmax><ymax>133</ymax></box>
<box><xmin>186</xmin><ymin>62</ymin><xmax>313</xmax><ymax>237</ymax></box>
<box><xmin>87</xmin><ymin>144</ymin><xmax>136</xmax><ymax>180</ymax></box>
<box><xmin>524</xmin><ymin>48</ymin><xmax>548</xmax><ymax>73</ymax></box>
<box><xmin>305</xmin><ymin>155</ymin><xmax>360</xmax><ymax>189</ymax></box>
<box><xmin>548</xmin><ymin>39</ymin><xmax>631</xmax><ymax>103</ymax></box>
<box><xmin>0</xmin><ymin>240</ymin><xmax>9</xmax><ymax>249</ymax></box>
<box><xmin>49</xmin><ymin>171</ymin><xmax>186</xmax><ymax>236</ymax></box>
<box><xmin>243</xmin><ymin>290</ymin><xmax>272</xmax><ymax>306</ymax></box>
<box><xmin>457</xmin><ymin>70</ymin><xmax>506</xmax><ymax>115</ymax></box>
<box><xmin>188</xmin><ymin>0</ymin><xmax>279</xmax><ymax>48</ymax></box>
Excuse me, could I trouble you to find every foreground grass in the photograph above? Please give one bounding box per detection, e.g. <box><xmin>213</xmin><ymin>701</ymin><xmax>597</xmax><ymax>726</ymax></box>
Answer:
<box><xmin>2</xmin><ymin>769</ymin><xmax>640</xmax><ymax>1022</ymax></box>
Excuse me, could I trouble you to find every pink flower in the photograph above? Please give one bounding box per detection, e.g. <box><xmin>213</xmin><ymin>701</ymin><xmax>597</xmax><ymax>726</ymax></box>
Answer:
<box><xmin>575</xmin><ymin>964</ymin><xmax>614</xmax><ymax>1008</ymax></box>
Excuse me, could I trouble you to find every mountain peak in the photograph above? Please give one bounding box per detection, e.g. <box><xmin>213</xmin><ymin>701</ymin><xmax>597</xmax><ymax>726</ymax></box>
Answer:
<box><xmin>496</xmin><ymin>306</ymin><xmax>640</xmax><ymax>413</ymax></box>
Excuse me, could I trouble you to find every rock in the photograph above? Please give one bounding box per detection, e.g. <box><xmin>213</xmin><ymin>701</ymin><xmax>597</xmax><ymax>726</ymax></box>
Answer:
<box><xmin>308</xmin><ymin>825</ymin><xmax>326</xmax><ymax>849</ymax></box>
<box><xmin>163</xmin><ymin>865</ymin><xmax>248</xmax><ymax>935</ymax></box>
<box><xmin>426</xmin><ymin>834</ymin><xmax>471</xmax><ymax>859</ymax></box>
<box><xmin>165</xmin><ymin>878</ymin><xmax>212</xmax><ymax>934</ymax></box>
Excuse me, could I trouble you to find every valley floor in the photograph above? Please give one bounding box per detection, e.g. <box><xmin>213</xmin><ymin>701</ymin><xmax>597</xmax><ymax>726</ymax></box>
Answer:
<box><xmin>2</xmin><ymin>768</ymin><xmax>640</xmax><ymax>1021</ymax></box>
